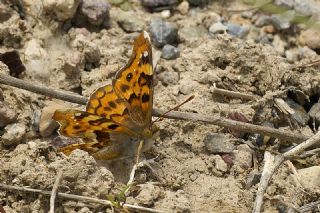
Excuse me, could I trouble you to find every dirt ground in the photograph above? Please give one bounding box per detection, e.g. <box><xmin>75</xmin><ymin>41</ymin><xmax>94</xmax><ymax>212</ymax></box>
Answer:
<box><xmin>0</xmin><ymin>0</ymin><xmax>320</xmax><ymax>212</ymax></box>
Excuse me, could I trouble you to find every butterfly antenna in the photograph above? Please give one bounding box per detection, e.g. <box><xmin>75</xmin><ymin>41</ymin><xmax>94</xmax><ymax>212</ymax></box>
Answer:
<box><xmin>152</xmin><ymin>95</ymin><xmax>195</xmax><ymax>124</ymax></box>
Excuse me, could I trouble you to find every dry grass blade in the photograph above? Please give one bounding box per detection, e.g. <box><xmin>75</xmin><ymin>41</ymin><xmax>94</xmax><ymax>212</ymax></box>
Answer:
<box><xmin>49</xmin><ymin>170</ymin><xmax>63</xmax><ymax>213</ymax></box>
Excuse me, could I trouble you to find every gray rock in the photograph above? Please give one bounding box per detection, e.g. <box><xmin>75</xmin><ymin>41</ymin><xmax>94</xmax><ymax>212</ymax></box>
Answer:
<box><xmin>203</xmin><ymin>133</ymin><xmax>235</xmax><ymax>154</ymax></box>
<box><xmin>225</xmin><ymin>23</ymin><xmax>249</xmax><ymax>38</ymax></box>
<box><xmin>270</xmin><ymin>10</ymin><xmax>295</xmax><ymax>30</ymax></box>
<box><xmin>254</xmin><ymin>34</ymin><xmax>274</xmax><ymax>45</ymax></box>
<box><xmin>0</xmin><ymin>102</ymin><xmax>17</xmax><ymax>127</ymax></box>
<box><xmin>161</xmin><ymin>44</ymin><xmax>180</xmax><ymax>60</ymax></box>
<box><xmin>135</xmin><ymin>183</ymin><xmax>161</xmax><ymax>206</ymax></box>
<box><xmin>157</xmin><ymin>71</ymin><xmax>179</xmax><ymax>85</ymax></box>
<box><xmin>294</xmin><ymin>0</ymin><xmax>320</xmax><ymax>17</ymax></box>
<box><xmin>178</xmin><ymin>26</ymin><xmax>207</xmax><ymax>42</ymax></box>
<box><xmin>255</xmin><ymin>15</ymin><xmax>272</xmax><ymax>27</ymax></box>
<box><xmin>285</xmin><ymin>98</ymin><xmax>309</xmax><ymax>126</ymax></box>
<box><xmin>116</xmin><ymin>11</ymin><xmax>144</xmax><ymax>32</ymax></box>
<box><xmin>2</xmin><ymin>123</ymin><xmax>26</xmax><ymax>146</ymax></box>
<box><xmin>77</xmin><ymin>0</ymin><xmax>110</xmax><ymax>26</ymax></box>
<box><xmin>209</xmin><ymin>22</ymin><xmax>227</xmax><ymax>34</ymax></box>
<box><xmin>141</xmin><ymin>0</ymin><xmax>178</xmax><ymax>9</ymax></box>
<box><xmin>187</xmin><ymin>0</ymin><xmax>209</xmax><ymax>6</ymax></box>
<box><xmin>246</xmin><ymin>171</ymin><xmax>261</xmax><ymax>189</ymax></box>
<box><xmin>150</xmin><ymin>19</ymin><xmax>178</xmax><ymax>47</ymax></box>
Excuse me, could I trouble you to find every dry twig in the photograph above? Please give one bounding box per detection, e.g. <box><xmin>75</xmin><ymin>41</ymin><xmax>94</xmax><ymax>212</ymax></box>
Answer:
<box><xmin>297</xmin><ymin>200</ymin><xmax>320</xmax><ymax>212</ymax></box>
<box><xmin>49</xmin><ymin>170</ymin><xmax>63</xmax><ymax>213</ymax></box>
<box><xmin>211</xmin><ymin>85</ymin><xmax>259</xmax><ymax>101</ymax></box>
<box><xmin>0</xmin><ymin>183</ymin><xmax>164</xmax><ymax>213</ymax></box>
<box><xmin>252</xmin><ymin>130</ymin><xmax>320</xmax><ymax>213</ymax></box>
<box><xmin>295</xmin><ymin>59</ymin><xmax>320</xmax><ymax>69</ymax></box>
<box><xmin>0</xmin><ymin>74</ymin><xmax>311</xmax><ymax>143</ymax></box>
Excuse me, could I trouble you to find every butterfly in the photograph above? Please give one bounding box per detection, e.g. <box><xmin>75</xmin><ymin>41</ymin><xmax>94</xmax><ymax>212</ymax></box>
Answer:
<box><xmin>52</xmin><ymin>31</ymin><xmax>156</xmax><ymax>161</ymax></box>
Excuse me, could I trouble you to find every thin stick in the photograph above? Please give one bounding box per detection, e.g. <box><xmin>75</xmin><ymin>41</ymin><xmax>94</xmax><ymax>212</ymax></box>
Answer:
<box><xmin>298</xmin><ymin>200</ymin><xmax>320</xmax><ymax>212</ymax></box>
<box><xmin>295</xmin><ymin>59</ymin><xmax>320</xmax><ymax>69</ymax></box>
<box><xmin>211</xmin><ymin>85</ymin><xmax>259</xmax><ymax>101</ymax></box>
<box><xmin>49</xmin><ymin>170</ymin><xmax>63</xmax><ymax>213</ymax></box>
<box><xmin>252</xmin><ymin>130</ymin><xmax>320</xmax><ymax>213</ymax></box>
<box><xmin>0</xmin><ymin>183</ymin><xmax>164</xmax><ymax>213</ymax></box>
<box><xmin>0</xmin><ymin>74</ymin><xmax>310</xmax><ymax>142</ymax></box>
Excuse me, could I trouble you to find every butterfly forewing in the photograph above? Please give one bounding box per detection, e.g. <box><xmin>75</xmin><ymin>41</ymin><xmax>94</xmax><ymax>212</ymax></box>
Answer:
<box><xmin>112</xmin><ymin>31</ymin><xmax>153</xmax><ymax>128</ymax></box>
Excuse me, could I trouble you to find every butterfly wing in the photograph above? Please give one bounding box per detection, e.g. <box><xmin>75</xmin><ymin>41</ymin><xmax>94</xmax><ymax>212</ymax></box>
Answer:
<box><xmin>112</xmin><ymin>31</ymin><xmax>153</xmax><ymax>129</ymax></box>
<box><xmin>52</xmin><ymin>109</ymin><xmax>138</xmax><ymax>159</ymax></box>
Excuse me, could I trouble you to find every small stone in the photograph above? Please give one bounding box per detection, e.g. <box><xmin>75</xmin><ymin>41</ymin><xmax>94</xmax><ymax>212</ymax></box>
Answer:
<box><xmin>299</xmin><ymin>27</ymin><xmax>320</xmax><ymax>50</ymax></box>
<box><xmin>213</xmin><ymin>155</ymin><xmax>228</xmax><ymax>172</ymax></box>
<box><xmin>246</xmin><ymin>171</ymin><xmax>261</xmax><ymax>189</ymax></box>
<box><xmin>161</xmin><ymin>10</ymin><xmax>171</xmax><ymax>19</ymax></box>
<box><xmin>179</xmin><ymin>80</ymin><xmax>198</xmax><ymax>95</ymax></box>
<box><xmin>232</xmin><ymin>144</ymin><xmax>253</xmax><ymax>170</ymax></box>
<box><xmin>2</xmin><ymin>123</ymin><xmax>26</xmax><ymax>146</ymax></box>
<box><xmin>150</xmin><ymin>19</ymin><xmax>178</xmax><ymax>48</ymax></box>
<box><xmin>43</xmin><ymin>0</ymin><xmax>80</xmax><ymax>21</ymax></box>
<box><xmin>0</xmin><ymin>102</ymin><xmax>17</xmax><ymax>127</ymax></box>
<box><xmin>135</xmin><ymin>183</ymin><xmax>161</xmax><ymax>206</ymax></box>
<box><xmin>177</xmin><ymin>1</ymin><xmax>189</xmax><ymax>15</ymax></box>
<box><xmin>285</xmin><ymin>98</ymin><xmax>309</xmax><ymax>126</ymax></box>
<box><xmin>254</xmin><ymin>34</ymin><xmax>274</xmax><ymax>45</ymax></box>
<box><xmin>203</xmin><ymin>133</ymin><xmax>235</xmax><ymax>154</ymax></box>
<box><xmin>294</xmin><ymin>0</ymin><xmax>320</xmax><ymax>17</ymax></box>
<box><xmin>225</xmin><ymin>23</ymin><xmax>249</xmax><ymax>38</ymax></box>
<box><xmin>72</xmin><ymin>34</ymin><xmax>101</xmax><ymax>63</ymax></box>
<box><xmin>199</xmin><ymin>71</ymin><xmax>219</xmax><ymax>84</ymax></box>
<box><xmin>209</xmin><ymin>22</ymin><xmax>227</xmax><ymax>34</ymax></box>
<box><xmin>269</xmin><ymin>10</ymin><xmax>295</xmax><ymax>31</ymax></box>
<box><xmin>39</xmin><ymin>104</ymin><xmax>65</xmax><ymax>137</ymax></box>
<box><xmin>116</xmin><ymin>11</ymin><xmax>144</xmax><ymax>32</ymax></box>
<box><xmin>77</xmin><ymin>0</ymin><xmax>110</xmax><ymax>26</ymax></box>
<box><xmin>285</xmin><ymin>49</ymin><xmax>299</xmax><ymax>63</ymax></box>
<box><xmin>141</xmin><ymin>0</ymin><xmax>178</xmax><ymax>9</ymax></box>
<box><xmin>157</xmin><ymin>71</ymin><xmax>179</xmax><ymax>85</ymax></box>
<box><xmin>255</xmin><ymin>15</ymin><xmax>271</xmax><ymax>27</ymax></box>
<box><xmin>178</xmin><ymin>26</ymin><xmax>207</xmax><ymax>42</ymax></box>
<box><xmin>297</xmin><ymin>166</ymin><xmax>320</xmax><ymax>188</ymax></box>
<box><xmin>161</xmin><ymin>44</ymin><xmax>180</xmax><ymax>60</ymax></box>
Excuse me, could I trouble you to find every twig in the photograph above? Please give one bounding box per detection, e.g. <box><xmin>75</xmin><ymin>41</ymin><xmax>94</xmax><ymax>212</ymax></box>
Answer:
<box><xmin>0</xmin><ymin>74</ymin><xmax>311</xmax><ymax>142</ymax></box>
<box><xmin>295</xmin><ymin>59</ymin><xmax>320</xmax><ymax>69</ymax></box>
<box><xmin>298</xmin><ymin>147</ymin><xmax>320</xmax><ymax>158</ymax></box>
<box><xmin>211</xmin><ymin>85</ymin><xmax>259</xmax><ymax>101</ymax></box>
<box><xmin>49</xmin><ymin>170</ymin><xmax>63</xmax><ymax>213</ymax></box>
<box><xmin>252</xmin><ymin>130</ymin><xmax>320</xmax><ymax>213</ymax></box>
<box><xmin>297</xmin><ymin>200</ymin><xmax>320</xmax><ymax>212</ymax></box>
<box><xmin>0</xmin><ymin>183</ymin><xmax>164</xmax><ymax>213</ymax></box>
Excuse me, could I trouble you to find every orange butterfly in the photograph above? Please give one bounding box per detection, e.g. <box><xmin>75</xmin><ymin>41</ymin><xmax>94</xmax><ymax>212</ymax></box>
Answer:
<box><xmin>52</xmin><ymin>31</ymin><xmax>156</xmax><ymax>160</ymax></box>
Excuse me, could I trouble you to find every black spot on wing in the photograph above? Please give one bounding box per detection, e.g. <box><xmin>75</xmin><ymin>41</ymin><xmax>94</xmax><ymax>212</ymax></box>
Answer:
<box><xmin>126</xmin><ymin>73</ymin><xmax>133</xmax><ymax>82</ymax></box>
<box><xmin>120</xmin><ymin>84</ymin><xmax>130</xmax><ymax>92</ymax></box>
<box><xmin>88</xmin><ymin>118</ymin><xmax>106</xmax><ymax>126</ymax></box>
<box><xmin>108</xmin><ymin>101</ymin><xmax>117</xmax><ymax>108</ymax></box>
<box><xmin>138</xmin><ymin>72</ymin><xmax>153</xmax><ymax>87</ymax></box>
<box><xmin>73</xmin><ymin>125</ymin><xmax>81</xmax><ymax>130</ymax></box>
<box><xmin>108</xmin><ymin>124</ymin><xmax>119</xmax><ymax>130</ymax></box>
<box><xmin>141</xmin><ymin>94</ymin><xmax>150</xmax><ymax>103</ymax></box>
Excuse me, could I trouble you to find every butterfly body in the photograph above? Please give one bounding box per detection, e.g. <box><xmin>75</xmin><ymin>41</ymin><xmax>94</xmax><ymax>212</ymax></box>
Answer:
<box><xmin>53</xmin><ymin>31</ymin><xmax>155</xmax><ymax>161</ymax></box>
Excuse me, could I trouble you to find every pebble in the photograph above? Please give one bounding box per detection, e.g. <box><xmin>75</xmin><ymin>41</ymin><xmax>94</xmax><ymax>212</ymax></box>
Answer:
<box><xmin>141</xmin><ymin>0</ymin><xmax>178</xmax><ymax>9</ymax></box>
<box><xmin>178</xmin><ymin>26</ymin><xmax>207</xmax><ymax>42</ymax></box>
<box><xmin>179</xmin><ymin>80</ymin><xmax>198</xmax><ymax>95</ymax></box>
<box><xmin>232</xmin><ymin>144</ymin><xmax>253</xmax><ymax>170</ymax></box>
<box><xmin>297</xmin><ymin>166</ymin><xmax>320</xmax><ymax>188</ymax></box>
<box><xmin>77</xmin><ymin>0</ymin><xmax>110</xmax><ymax>26</ymax></box>
<box><xmin>116</xmin><ymin>11</ymin><xmax>144</xmax><ymax>32</ymax></box>
<box><xmin>225</xmin><ymin>23</ymin><xmax>249</xmax><ymax>38</ymax></box>
<box><xmin>135</xmin><ymin>183</ymin><xmax>161</xmax><ymax>206</ymax></box>
<box><xmin>43</xmin><ymin>0</ymin><xmax>80</xmax><ymax>21</ymax></box>
<box><xmin>209</xmin><ymin>22</ymin><xmax>227</xmax><ymax>34</ymax></box>
<box><xmin>150</xmin><ymin>19</ymin><xmax>178</xmax><ymax>47</ymax></box>
<box><xmin>39</xmin><ymin>104</ymin><xmax>64</xmax><ymax>137</ymax></box>
<box><xmin>213</xmin><ymin>155</ymin><xmax>228</xmax><ymax>172</ymax></box>
<box><xmin>285</xmin><ymin>98</ymin><xmax>309</xmax><ymax>126</ymax></box>
<box><xmin>0</xmin><ymin>102</ymin><xmax>17</xmax><ymax>127</ymax></box>
<box><xmin>294</xmin><ymin>0</ymin><xmax>320</xmax><ymax>17</ymax></box>
<box><xmin>71</xmin><ymin>34</ymin><xmax>101</xmax><ymax>63</ymax></box>
<box><xmin>157</xmin><ymin>71</ymin><xmax>179</xmax><ymax>85</ymax></box>
<box><xmin>299</xmin><ymin>27</ymin><xmax>320</xmax><ymax>50</ymax></box>
<box><xmin>161</xmin><ymin>44</ymin><xmax>180</xmax><ymax>60</ymax></box>
<box><xmin>2</xmin><ymin>123</ymin><xmax>26</xmax><ymax>146</ymax></box>
<box><xmin>269</xmin><ymin>10</ymin><xmax>294</xmax><ymax>31</ymax></box>
<box><xmin>161</xmin><ymin>10</ymin><xmax>171</xmax><ymax>18</ymax></box>
<box><xmin>203</xmin><ymin>133</ymin><xmax>235</xmax><ymax>154</ymax></box>
<box><xmin>177</xmin><ymin>1</ymin><xmax>189</xmax><ymax>15</ymax></box>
